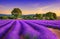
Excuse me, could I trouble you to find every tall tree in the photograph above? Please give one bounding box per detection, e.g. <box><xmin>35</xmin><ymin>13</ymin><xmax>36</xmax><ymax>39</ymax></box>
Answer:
<box><xmin>53</xmin><ymin>13</ymin><xmax>57</xmax><ymax>19</ymax></box>
<box><xmin>11</xmin><ymin>8</ymin><xmax>22</xmax><ymax>19</ymax></box>
<box><xmin>45</xmin><ymin>12</ymin><xmax>57</xmax><ymax>20</ymax></box>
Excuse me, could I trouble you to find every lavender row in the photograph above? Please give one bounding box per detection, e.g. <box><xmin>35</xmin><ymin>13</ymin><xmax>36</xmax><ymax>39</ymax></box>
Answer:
<box><xmin>24</xmin><ymin>20</ymin><xmax>60</xmax><ymax>29</ymax></box>
<box><xmin>23</xmin><ymin>21</ymin><xmax>57</xmax><ymax>39</ymax></box>
<box><xmin>0</xmin><ymin>20</ymin><xmax>15</xmax><ymax>39</ymax></box>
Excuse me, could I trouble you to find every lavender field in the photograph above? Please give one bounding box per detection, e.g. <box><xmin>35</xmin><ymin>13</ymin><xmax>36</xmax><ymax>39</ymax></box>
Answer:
<box><xmin>0</xmin><ymin>20</ymin><xmax>60</xmax><ymax>39</ymax></box>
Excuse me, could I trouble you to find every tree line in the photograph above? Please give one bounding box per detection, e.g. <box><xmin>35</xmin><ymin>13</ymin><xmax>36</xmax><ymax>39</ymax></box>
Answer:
<box><xmin>0</xmin><ymin>8</ymin><xmax>57</xmax><ymax>20</ymax></box>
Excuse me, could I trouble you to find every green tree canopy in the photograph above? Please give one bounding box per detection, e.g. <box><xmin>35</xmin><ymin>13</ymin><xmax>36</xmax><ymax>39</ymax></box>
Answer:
<box><xmin>8</xmin><ymin>15</ymin><xmax>15</xmax><ymax>19</ymax></box>
<box><xmin>0</xmin><ymin>16</ymin><xmax>2</xmax><ymax>19</ymax></box>
<box><xmin>45</xmin><ymin>12</ymin><xmax>57</xmax><ymax>20</ymax></box>
<box><xmin>11</xmin><ymin>8</ymin><xmax>22</xmax><ymax>19</ymax></box>
<box><xmin>52</xmin><ymin>13</ymin><xmax>57</xmax><ymax>19</ymax></box>
<box><xmin>35</xmin><ymin>14</ymin><xmax>43</xmax><ymax>20</ymax></box>
<box><xmin>1</xmin><ymin>16</ymin><xmax>8</xmax><ymax>19</ymax></box>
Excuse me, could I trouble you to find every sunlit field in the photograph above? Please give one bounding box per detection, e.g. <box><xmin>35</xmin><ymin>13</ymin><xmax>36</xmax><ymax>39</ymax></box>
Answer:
<box><xmin>0</xmin><ymin>20</ymin><xmax>60</xmax><ymax>39</ymax></box>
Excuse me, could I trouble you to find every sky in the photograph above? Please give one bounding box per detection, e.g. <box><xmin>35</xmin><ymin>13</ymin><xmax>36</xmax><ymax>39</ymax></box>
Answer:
<box><xmin>0</xmin><ymin>0</ymin><xmax>60</xmax><ymax>16</ymax></box>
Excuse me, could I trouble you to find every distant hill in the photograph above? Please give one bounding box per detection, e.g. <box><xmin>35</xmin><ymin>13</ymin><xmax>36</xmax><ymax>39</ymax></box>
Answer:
<box><xmin>0</xmin><ymin>14</ymin><xmax>35</xmax><ymax>17</ymax></box>
<box><xmin>0</xmin><ymin>14</ymin><xmax>11</xmax><ymax>16</ymax></box>
<box><xmin>0</xmin><ymin>14</ymin><xmax>35</xmax><ymax>16</ymax></box>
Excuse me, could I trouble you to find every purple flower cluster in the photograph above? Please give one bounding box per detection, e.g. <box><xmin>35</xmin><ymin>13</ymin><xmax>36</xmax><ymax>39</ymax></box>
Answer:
<box><xmin>0</xmin><ymin>20</ymin><xmax>60</xmax><ymax>39</ymax></box>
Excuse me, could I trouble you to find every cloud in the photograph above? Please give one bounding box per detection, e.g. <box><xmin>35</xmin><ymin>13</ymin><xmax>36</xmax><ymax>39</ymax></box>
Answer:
<box><xmin>21</xmin><ymin>3</ymin><xmax>60</xmax><ymax>16</ymax></box>
<box><xmin>0</xmin><ymin>2</ymin><xmax>60</xmax><ymax>16</ymax></box>
<box><xmin>0</xmin><ymin>9</ymin><xmax>11</xmax><ymax>14</ymax></box>
<box><xmin>0</xmin><ymin>5</ymin><xmax>11</xmax><ymax>14</ymax></box>
<box><xmin>0</xmin><ymin>5</ymin><xmax>4</xmax><ymax>8</ymax></box>
<box><xmin>34</xmin><ymin>3</ymin><xmax>60</xmax><ymax>16</ymax></box>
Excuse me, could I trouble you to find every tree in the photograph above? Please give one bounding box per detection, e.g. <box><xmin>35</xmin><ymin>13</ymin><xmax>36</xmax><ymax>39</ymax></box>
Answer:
<box><xmin>0</xmin><ymin>16</ymin><xmax>2</xmax><ymax>19</ymax></box>
<box><xmin>35</xmin><ymin>14</ymin><xmax>43</xmax><ymax>20</ymax></box>
<box><xmin>11</xmin><ymin>8</ymin><xmax>22</xmax><ymax>19</ymax></box>
<box><xmin>45</xmin><ymin>12</ymin><xmax>57</xmax><ymax>20</ymax></box>
<box><xmin>52</xmin><ymin>13</ymin><xmax>57</xmax><ymax>19</ymax></box>
<box><xmin>8</xmin><ymin>15</ymin><xmax>15</xmax><ymax>19</ymax></box>
<box><xmin>1</xmin><ymin>16</ymin><xmax>8</xmax><ymax>19</ymax></box>
<box><xmin>27</xmin><ymin>16</ymin><xmax>34</xmax><ymax>20</ymax></box>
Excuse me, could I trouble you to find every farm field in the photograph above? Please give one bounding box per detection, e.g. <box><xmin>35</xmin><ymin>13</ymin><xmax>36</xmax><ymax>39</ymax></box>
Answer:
<box><xmin>0</xmin><ymin>20</ymin><xmax>60</xmax><ymax>39</ymax></box>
